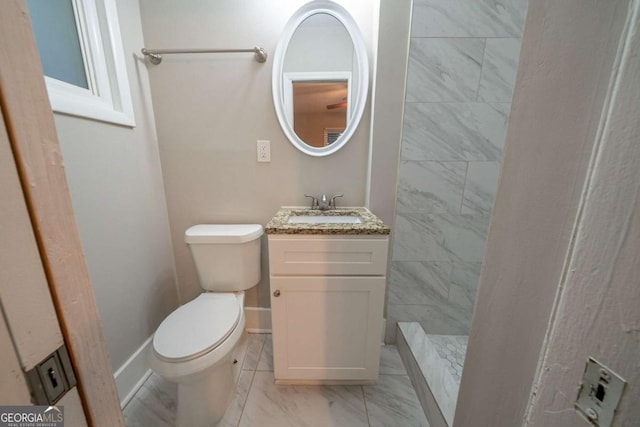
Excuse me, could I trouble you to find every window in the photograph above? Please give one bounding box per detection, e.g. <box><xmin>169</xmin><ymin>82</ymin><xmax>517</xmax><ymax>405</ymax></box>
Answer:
<box><xmin>27</xmin><ymin>0</ymin><xmax>135</xmax><ymax>127</ymax></box>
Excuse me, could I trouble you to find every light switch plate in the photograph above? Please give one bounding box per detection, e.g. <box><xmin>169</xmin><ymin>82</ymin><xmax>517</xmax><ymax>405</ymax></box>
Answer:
<box><xmin>575</xmin><ymin>357</ymin><xmax>626</xmax><ymax>426</ymax></box>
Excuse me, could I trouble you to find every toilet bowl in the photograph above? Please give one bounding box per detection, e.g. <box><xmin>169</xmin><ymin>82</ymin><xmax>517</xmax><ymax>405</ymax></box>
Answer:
<box><xmin>151</xmin><ymin>292</ymin><xmax>248</xmax><ymax>426</ymax></box>
<box><xmin>149</xmin><ymin>224</ymin><xmax>263</xmax><ymax>427</ymax></box>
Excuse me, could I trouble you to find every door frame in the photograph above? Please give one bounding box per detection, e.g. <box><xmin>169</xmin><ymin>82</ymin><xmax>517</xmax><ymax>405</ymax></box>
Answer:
<box><xmin>0</xmin><ymin>1</ymin><xmax>124</xmax><ymax>425</ymax></box>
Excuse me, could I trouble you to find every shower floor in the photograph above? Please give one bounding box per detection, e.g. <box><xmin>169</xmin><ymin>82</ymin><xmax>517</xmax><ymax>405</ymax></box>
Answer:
<box><xmin>397</xmin><ymin>322</ymin><xmax>468</xmax><ymax>427</ymax></box>
<box><xmin>427</xmin><ymin>335</ymin><xmax>467</xmax><ymax>384</ymax></box>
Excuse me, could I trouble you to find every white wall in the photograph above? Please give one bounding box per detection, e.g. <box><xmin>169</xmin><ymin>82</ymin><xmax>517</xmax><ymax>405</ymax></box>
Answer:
<box><xmin>54</xmin><ymin>0</ymin><xmax>178</xmax><ymax>370</ymax></box>
<box><xmin>139</xmin><ymin>0</ymin><xmax>379</xmax><ymax>308</ymax></box>
<box><xmin>524</xmin><ymin>2</ymin><xmax>640</xmax><ymax>424</ymax></box>
<box><xmin>367</xmin><ymin>0</ymin><xmax>410</xmax><ymax>229</ymax></box>
<box><xmin>455</xmin><ymin>0</ymin><xmax>630</xmax><ymax>424</ymax></box>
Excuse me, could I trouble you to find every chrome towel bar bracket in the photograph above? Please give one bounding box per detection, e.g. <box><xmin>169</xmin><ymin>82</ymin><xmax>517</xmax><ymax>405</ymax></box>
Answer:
<box><xmin>141</xmin><ymin>46</ymin><xmax>267</xmax><ymax>65</ymax></box>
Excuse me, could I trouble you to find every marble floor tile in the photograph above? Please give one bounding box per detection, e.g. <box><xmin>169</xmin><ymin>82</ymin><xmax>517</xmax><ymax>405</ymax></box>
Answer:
<box><xmin>239</xmin><ymin>371</ymin><xmax>368</xmax><ymax>427</ymax></box>
<box><xmin>363</xmin><ymin>374</ymin><xmax>430</xmax><ymax>427</ymax></box>
<box><xmin>406</xmin><ymin>38</ymin><xmax>485</xmax><ymax>102</ymax></box>
<box><xmin>401</xmin><ymin>102</ymin><xmax>510</xmax><ymax>162</ymax></box>
<box><xmin>124</xmin><ymin>335</ymin><xmax>430</xmax><ymax>427</ymax></box>
<box><xmin>123</xmin><ymin>373</ymin><xmax>176</xmax><ymax>427</ymax></box>
<box><xmin>242</xmin><ymin>333</ymin><xmax>266</xmax><ymax>371</ymax></box>
<box><xmin>427</xmin><ymin>335</ymin><xmax>468</xmax><ymax>383</ymax></box>
<box><xmin>218</xmin><ymin>370</ymin><xmax>255</xmax><ymax>427</ymax></box>
<box><xmin>411</xmin><ymin>0</ymin><xmax>527</xmax><ymax>37</ymax></box>
<box><xmin>379</xmin><ymin>345</ymin><xmax>408</xmax><ymax>375</ymax></box>
<box><xmin>477</xmin><ymin>38</ymin><xmax>522</xmax><ymax>103</ymax></box>
<box><xmin>256</xmin><ymin>334</ymin><xmax>274</xmax><ymax>371</ymax></box>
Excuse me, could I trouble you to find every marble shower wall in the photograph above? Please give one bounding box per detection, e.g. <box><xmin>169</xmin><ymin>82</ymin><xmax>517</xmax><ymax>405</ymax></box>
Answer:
<box><xmin>387</xmin><ymin>0</ymin><xmax>527</xmax><ymax>343</ymax></box>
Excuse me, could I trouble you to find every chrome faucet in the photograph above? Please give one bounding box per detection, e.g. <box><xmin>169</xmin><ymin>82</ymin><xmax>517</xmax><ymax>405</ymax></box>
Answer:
<box><xmin>304</xmin><ymin>194</ymin><xmax>319</xmax><ymax>209</ymax></box>
<box><xmin>318</xmin><ymin>194</ymin><xmax>330</xmax><ymax>210</ymax></box>
<box><xmin>304</xmin><ymin>194</ymin><xmax>343</xmax><ymax>210</ymax></box>
<box><xmin>329</xmin><ymin>194</ymin><xmax>343</xmax><ymax>209</ymax></box>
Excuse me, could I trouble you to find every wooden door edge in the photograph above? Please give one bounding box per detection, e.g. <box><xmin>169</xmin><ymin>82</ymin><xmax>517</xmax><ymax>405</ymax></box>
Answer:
<box><xmin>0</xmin><ymin>2</ymin><xmax>124</xmax><ymax>425</ymax></box>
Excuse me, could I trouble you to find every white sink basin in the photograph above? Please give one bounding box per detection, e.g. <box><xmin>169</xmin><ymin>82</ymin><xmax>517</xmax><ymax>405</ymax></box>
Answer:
<box><xmin>287</xmin><ymin>215</ymin><xmax>362</xmax><ymax>224</ymax></box>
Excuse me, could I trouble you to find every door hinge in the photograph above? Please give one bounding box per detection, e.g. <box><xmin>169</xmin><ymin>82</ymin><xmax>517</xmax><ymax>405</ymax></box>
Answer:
<box><xmin>25</xmin><ymin>344</ymin><xmax>77</xmax><ymax>405</ymax></box>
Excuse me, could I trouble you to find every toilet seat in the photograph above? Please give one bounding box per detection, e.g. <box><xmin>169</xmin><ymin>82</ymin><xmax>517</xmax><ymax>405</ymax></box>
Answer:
<box><xmin>153</xmin><ymin>293</ymin><xmax>241</xmax><ymax>363</ymax></box>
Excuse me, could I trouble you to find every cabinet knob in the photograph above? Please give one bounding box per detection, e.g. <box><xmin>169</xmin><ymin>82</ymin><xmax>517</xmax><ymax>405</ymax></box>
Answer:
<box><xmin>273</xmin><ymin>290</ymin><xmax>281</xmax><ymax>297</ymax></box>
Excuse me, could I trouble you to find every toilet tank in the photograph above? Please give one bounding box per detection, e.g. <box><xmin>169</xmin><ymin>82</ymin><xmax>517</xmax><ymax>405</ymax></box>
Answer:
<box><xmin>185</xmin><ymin>224</ymin><xmax>263</xmax><ymax>291</ymax></box>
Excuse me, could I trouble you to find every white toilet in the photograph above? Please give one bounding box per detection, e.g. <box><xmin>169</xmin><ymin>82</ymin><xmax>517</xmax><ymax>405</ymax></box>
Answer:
<box><xmin>150</xmin><ymin>224</ymin><xmax>263</xmax><ymax>427</ymax></box>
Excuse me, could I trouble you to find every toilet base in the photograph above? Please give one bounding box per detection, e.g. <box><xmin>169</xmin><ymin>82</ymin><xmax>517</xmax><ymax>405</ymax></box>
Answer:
<box><xmin>175</xmin><ymin>330</ymin><xmax>248</xmax><ymax>427</ymax></box>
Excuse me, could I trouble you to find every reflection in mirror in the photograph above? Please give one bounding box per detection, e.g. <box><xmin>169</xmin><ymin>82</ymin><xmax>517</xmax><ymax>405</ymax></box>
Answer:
<box><xmin>284</xmin><ymin>13</ymin><xmax>353</xmax><ymax>74</ymax></box>
<box><xmin>284</xmin><ymin>13</ymin><xmax>355</xmax><ymax>147</ymax></box>
<box><xmin>272</xmin><ymin>1</ymin><xmax>369</xmax><ymax>156</ymax></box>
<box><xmin>292</xmin><ymin>81</ymin><xmax>347</xmax><ymax>147</ymax></box>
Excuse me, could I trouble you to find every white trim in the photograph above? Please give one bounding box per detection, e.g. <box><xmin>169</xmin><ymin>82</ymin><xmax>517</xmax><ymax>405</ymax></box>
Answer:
<box><xmin>38</xmin><ymin>0</ymin><xmax>135</xmax><ymax>127</ymax></box>
<box><xmin>114</xmin><ymin>335</ymin><xmax>153</xmax><ymax>408</ymax></box>
<box><xmin>245</xmin><ymin>307</ymin><xmax>272</xmax><ymax>333</ymax></box>
<box><xmin>96</xmin><ymin>0</ymin><xmax>135</xmax><ymax>122</ymax></box>
<box><xmin>69</xmin><ymin>0</ymin><xmax>96</xmax><ymax>91</ymax></box>
<box><xmin>272</xmin><ymin>0</ymin><xmax>369</xmax><ymax>157</ymax></box>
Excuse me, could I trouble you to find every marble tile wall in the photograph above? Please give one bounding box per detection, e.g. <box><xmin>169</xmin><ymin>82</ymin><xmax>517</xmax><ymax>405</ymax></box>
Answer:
<box><xmin>388</xmin><ymin>0</ymin><xmax>527</xmax><ymax>342</ymax></box>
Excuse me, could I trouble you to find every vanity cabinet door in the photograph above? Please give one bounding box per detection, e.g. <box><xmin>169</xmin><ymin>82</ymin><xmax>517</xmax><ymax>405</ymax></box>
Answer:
<box><xmin>270</xmin><ymin>276</ymin><xmax>385</xmax><ymax>382</ymax></box>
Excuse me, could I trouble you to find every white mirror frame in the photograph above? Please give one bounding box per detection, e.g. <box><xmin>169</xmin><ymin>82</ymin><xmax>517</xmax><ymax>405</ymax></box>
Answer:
<box><xmin>272</xmin><ymin>1</ymin><xmax>369</xmax><ymax>157</ymax></box>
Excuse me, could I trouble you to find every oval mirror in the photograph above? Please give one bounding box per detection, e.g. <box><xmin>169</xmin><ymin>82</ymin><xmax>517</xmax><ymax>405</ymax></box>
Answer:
<box><xmin>272</xmin><ymin>1</ymin><xmax>369</xmax><ymax>157</ymax></box>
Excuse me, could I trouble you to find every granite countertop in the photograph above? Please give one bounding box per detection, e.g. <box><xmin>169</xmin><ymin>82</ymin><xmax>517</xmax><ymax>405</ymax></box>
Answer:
<box><xmin>266</xmin><ymin>207</ymin><xmax>390</xmax><ymax>235</ymax></box>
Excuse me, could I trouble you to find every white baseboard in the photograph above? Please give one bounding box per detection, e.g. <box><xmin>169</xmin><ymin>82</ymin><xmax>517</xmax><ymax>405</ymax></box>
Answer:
<box><xmin>245</xmin><ymin>307</ymin><xmax>271</xmax><ymax>333</ymax></box>
<box><xmin>114</xmin><ymin>335</ymin><xmax>153</xmax><ymax>408</ymax></box>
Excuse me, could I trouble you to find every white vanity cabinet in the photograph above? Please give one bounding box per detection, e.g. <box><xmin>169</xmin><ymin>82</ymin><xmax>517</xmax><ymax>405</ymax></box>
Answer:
<box><xmin>268</xmin><ymin>234</ymin><xmax>388</xmax><ymax>383</ymax></box>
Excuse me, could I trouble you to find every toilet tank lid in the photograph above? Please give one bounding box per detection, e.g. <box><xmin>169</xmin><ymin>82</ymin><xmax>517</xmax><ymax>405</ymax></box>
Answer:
<box><xmin>185</xmin><ymin>224</ymin><xmax>263</xmax><ymax>244</ymax></box>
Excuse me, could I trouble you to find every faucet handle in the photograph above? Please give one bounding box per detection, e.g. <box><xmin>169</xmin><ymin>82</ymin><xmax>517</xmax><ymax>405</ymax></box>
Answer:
<box><xmin>304</xmin><ymin>194</ymin><xmax>319</xmax><ymax>209</ymax></box>
<box><xmin>329</xmin><ymin>194</ymin><xmax>344</xmax><ymax>209</ymax></box>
